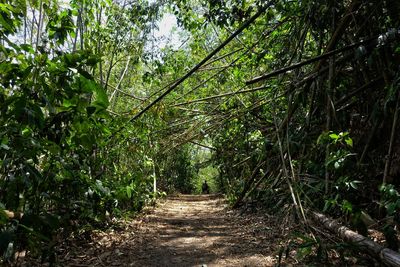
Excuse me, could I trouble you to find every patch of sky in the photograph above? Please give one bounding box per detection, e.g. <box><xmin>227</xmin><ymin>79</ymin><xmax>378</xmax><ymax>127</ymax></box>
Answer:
<box><xmin>149</xmin><ymin>12</ymin><xmax>186</xmax><ymax>51</ymax></box>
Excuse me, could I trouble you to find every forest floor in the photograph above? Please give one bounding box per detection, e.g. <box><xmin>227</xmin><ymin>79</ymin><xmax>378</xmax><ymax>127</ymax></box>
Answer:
<box><xmin>17</xmin><ymin>194</ymin><xmax>382</xmax><ymax>266</ymax></box>
<box><xmin>53</xmin><ymin>194</ymin><xmax>296</xmax><ymax>266</ymax></box>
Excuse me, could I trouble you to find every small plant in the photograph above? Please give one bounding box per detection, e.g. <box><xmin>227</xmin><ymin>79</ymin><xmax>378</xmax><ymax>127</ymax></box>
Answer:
<box><xmin>377</xmin><ymin>184</ymin><xmax>400</xmax><ymax>249</ymax></box>
<box><xmin>278</xmin><ymin>233</ymin><xmax>328</xmax><ymax>265</ymax></box>
<box><xmin>379</xmin><ymin>183</ymin><xmax>400</xmax><ymax>216</ymax></box>
<box><xmin>317</xmin><ymin>131</ymin><xmax>356</xmax><ymax>171</ymax></box>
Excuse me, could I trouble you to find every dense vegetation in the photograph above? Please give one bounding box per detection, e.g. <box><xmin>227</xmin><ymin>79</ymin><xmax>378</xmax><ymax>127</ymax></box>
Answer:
<box><xmin>1</xmin><ymin>0</ymin><xmax>400</xmax><ymax>264</ymax></box>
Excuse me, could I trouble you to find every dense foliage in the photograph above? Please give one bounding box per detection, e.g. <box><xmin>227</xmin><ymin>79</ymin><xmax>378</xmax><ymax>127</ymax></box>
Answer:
<box><xmin>1</xmin><ymin>0</ymin><xmax>400</xmax><ymax>264</ymax></box>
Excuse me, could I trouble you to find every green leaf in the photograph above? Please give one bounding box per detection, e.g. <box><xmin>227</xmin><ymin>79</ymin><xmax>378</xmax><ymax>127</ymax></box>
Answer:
<box><xmin>334</xmin><ymin>161</ymin><xmax>340</xmax><ymax>169</ymax></box>
<box><xmin>21</xmin><ymin>127</ymin><xmax>31</xmax><ymax>137</ymax></box>
<box><xmin>100</xmin><ymin>125</ymin><xmax>111</xmax><ymax>135</ymax></box>
<box><xmin>345</xmin><ymin>137</ymin><xmax>353</xmax><ymax>147</ymax></box>
<box><xmin>20</xmin><ymin>44</ymin><xmax>34</xmax><ymax>53</ymax></box>
<box><xmin>44</xmin><ymin>141</ymin><xmax>61</xmax><ymax>154</ymax></box>
<box><xmin>329</xmin><ymin>133</ymin><xmax>339</xmax><ymax>140</ymax></box>
<box><xmin>350</xmin><ymin>180</ymin><xmax>362</xmax><ymax>190</ymax></box>
<box><xmin>62</xmin><ymin>98</ymin><xmax>76</xmax><ymax>108</ymax></box>
<box><xmin>0</xmin><ymin>209</ymin><xmax>8</xmax><ymax>225</ymax></box>
<box><xmin>126</xmin><ymin>185</ymin><xmax>132</xmax><ymax>198</ymax></box>
<box><xmin>317</xmin><ymin>131</ymin><xmax>329</xmax><ymax>144</ymax></box>
<box><xmin>341</xmin><ymin>200</ymin><xmax>353</xmax><ymax>213</ymax></box>
<box><xmin>79</xmin><ymin>76</ymin><xmax>109</xmax><ymax>111</ymax></box>
<box><xmin>0</xmin><ymin>136</ymin><xmax>10</xmax><ymax>151</ymax></box>
<box><xmin>386</xmin><ymin>202</ymin><xmax>397</xmax><ymax>215</ymax></box>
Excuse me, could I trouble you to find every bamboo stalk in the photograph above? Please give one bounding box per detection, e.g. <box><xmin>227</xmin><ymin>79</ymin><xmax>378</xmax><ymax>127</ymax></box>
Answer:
<box><xmin>383</xmin><ymin>91</ymin><xmax>400</xmax><ymax>183</ymax></box>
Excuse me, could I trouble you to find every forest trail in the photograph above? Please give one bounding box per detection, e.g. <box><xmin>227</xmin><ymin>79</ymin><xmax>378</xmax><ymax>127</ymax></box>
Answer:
<box><xmin>57</xmin><ymin>194</ymin><xmax>286</xmax><ymax>267</ymax></box>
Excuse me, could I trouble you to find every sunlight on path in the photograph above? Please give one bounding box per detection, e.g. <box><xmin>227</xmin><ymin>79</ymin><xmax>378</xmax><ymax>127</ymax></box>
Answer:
<box><xmin>58</xmin><ymin>194</ymin><xmax>281</xmax><ymax>267</ymax></box>
<box><xmin>125</xmin><ymin>194</ymin><xmax>276</xmax><ymax>267</ymax></box>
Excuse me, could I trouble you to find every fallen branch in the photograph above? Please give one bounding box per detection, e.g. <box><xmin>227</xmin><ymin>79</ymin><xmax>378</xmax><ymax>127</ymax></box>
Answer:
<box><xmin>311</xmin><ymin>211</ymin><xmax>400</xmax><ymax>267</ymax></box>
<box><xmin>2</xmin><ymin>209</ymin><xmax>24</xmax><ymax>220</ymax></box>
<box><xmin>246</xmin><ymin>28</ymin><xmax>400</xmax><ymax>85</ymax></box>
<box><xmin>173</xmin><ymin>85</ymin><xmax>270</xmax><ymax>107</ymax></box>
<box><xmin>201</xmin><ymin>48</ymin><xmax>244</xmax><ymax>68</ymax></box>
<box><xmin>232</xmin><ymin>160</ymin><xmax>266</xmax><ymax>209</ymax></box>
<box><xmin>246</xmin><ymin>36</ymin><xmax>376</xmax><ymax>85</ymax></box>
<box><xmin>95</xmin><ymin>78</ymin><xmax>145</xmax><ymax>101</ymax></box>
<box><xmin>336</xmin><ymin>76</ymin><xmax>383</xmax><ymax>107</ymax></box>
<box><xmin>189</xmin><ymin>141</ymin><xmax>216</xmax><ymax>151</ymax></box>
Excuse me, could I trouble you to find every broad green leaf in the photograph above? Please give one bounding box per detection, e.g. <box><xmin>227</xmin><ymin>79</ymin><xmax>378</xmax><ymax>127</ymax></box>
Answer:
<box><xmin>79</xmin><ymin>76</ymin><xmax>108</xmax><ymax>110</ymax></box>
<box><xmin>345</xmin><ymin>138</ymin><xmax>353</xmax><ymax>147</ymax></box>
<box><xmin>126</xmin><ymin>185</ymin><xmax>132</xmax><ymax>198</ymax></box>
<box><xmin>21</xmin><ymin>127</ymin><xmax>31</xmax><ymax>137</ymax></box>
<box><xmin>328</xmin><ymin>133</ymin><xmax>338</xmax><ymax>140</ymax></box>
<box><xmin>334</xmin><ymin>161</ymin><xmax>340</xmax><ymax>169</ymax></box>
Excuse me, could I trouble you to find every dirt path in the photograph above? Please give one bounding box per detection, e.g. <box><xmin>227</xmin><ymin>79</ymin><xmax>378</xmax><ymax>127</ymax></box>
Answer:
<box><xmin>57</xmin><ymin>194</ymin><xmax>286</xmax><ymax>266</ymax></box>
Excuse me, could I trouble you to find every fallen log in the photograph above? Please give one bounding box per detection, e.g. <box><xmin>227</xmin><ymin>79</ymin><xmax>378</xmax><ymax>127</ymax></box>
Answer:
<box><xmin>1</xmin><ymin>209</ymin><xmax>23</xmax><ymax>220</ymax></box>
<box><xmin>311</xmin><ymin>211</ymin><xmax>400</xmax><ymax>267</ymax></box>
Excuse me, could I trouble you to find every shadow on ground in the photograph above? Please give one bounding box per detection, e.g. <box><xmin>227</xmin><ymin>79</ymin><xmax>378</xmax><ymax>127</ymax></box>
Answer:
<box><xmin>30</xmin><ymin>194</ymin><xmax>283</xmax><ymax>266</ymax></box>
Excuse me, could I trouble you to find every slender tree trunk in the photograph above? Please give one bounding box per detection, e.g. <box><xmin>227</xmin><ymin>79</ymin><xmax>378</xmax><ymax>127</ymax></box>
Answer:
<box><xmin>383</xmin><ymin>91</ymin><xmax>400</xmax><ymax>183</ymax></box>
<box><xmin>325</xmin><ymin>8</ymin><xmax>336</xmax><ymax>194</ymax></box>
<box><xmin>79</xmin><ymin>1</ymin><xmax>84</xmax><ymax>50</ymax></box>
<box><xmin>96</xmin><ymin>4</ymin><xmax>104</xmax><ymax>83</ymax></box>
<box><xmin>104</xmin><ymin>47</ymin><xmax>117</xmax><ymax>92</ymax></box>
<box><xmin>72</xmin><ymin>10</ymin><xmax>81</xmax><ymax>51</ymax></box>
<box><xmin>35</xmin><ymin>0</ymin><xmax>43</xmax><ymax>50</ymax></box>
<box><xmin>30</xmin><ymin>8</ymin><xmax>36</xmax><ymax>45</ymax></box>
<box><xmin>24</xmin><ymin>14</ymin><xmax>27</xmax><ymax>44</ymax></box>
<box><xmin>109</xmin><ymin>56</ymin><xmax>131</xmax><ymax>109</ymax></box>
